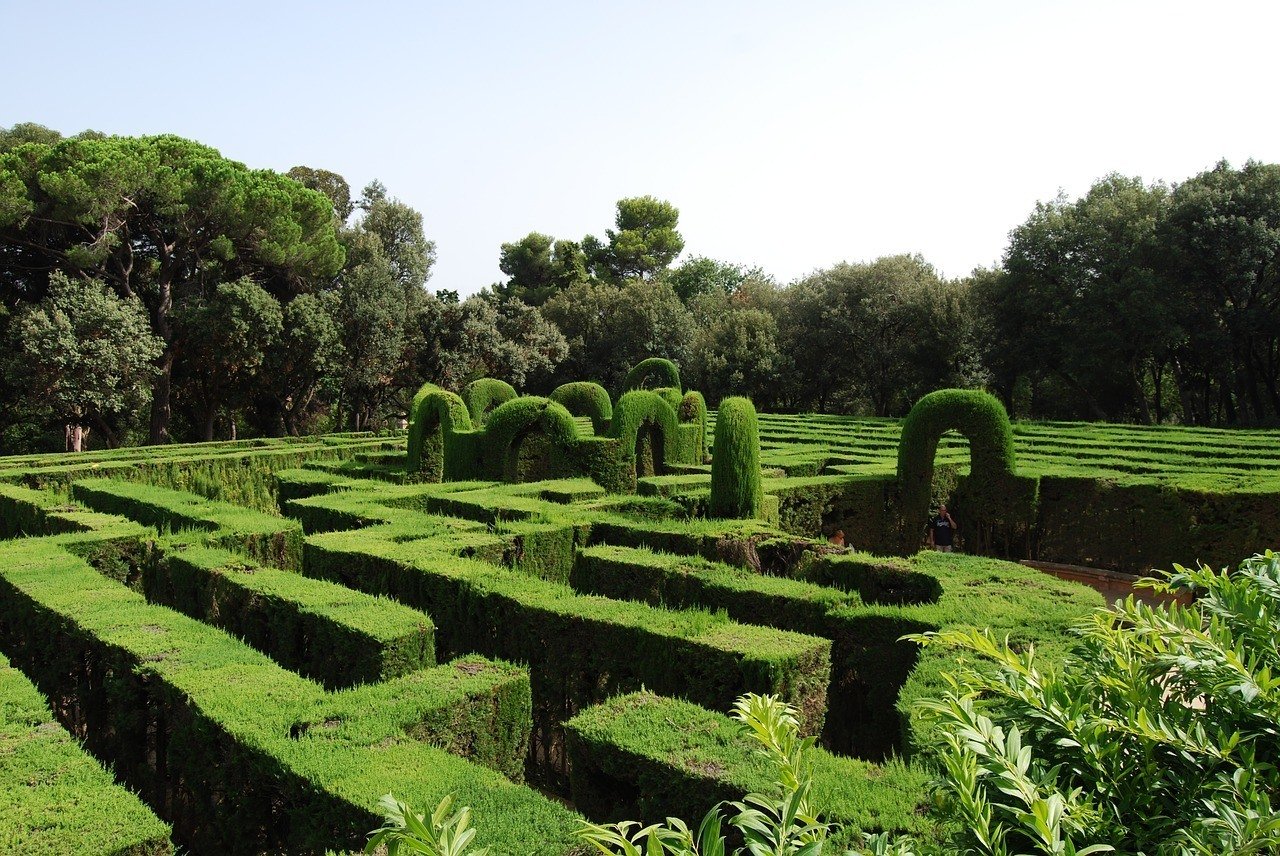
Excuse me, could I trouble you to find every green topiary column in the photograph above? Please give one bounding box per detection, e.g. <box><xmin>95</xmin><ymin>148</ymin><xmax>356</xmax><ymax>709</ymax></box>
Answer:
<box><xmin>709</xmin><ymin>397</ymin><xmax>763</xmax><ymax>519</ymax></box>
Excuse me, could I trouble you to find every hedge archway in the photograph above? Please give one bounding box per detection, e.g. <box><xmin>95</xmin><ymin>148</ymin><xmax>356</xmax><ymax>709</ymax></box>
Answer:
<box><xmin>406</xmin><ymin>384</ymin><xmax>473</xmax><ymax>480</ymax></box>
<box><xmin>462</xmin><ymin>378</ymin><xmax>518</xmax><ymax>427</ymax></box>
<box><xmin>622</xmin><ymin>358</ymin><xmax>681</xmax><ymax>393</ymax></box>
<box><xmin>549</xmin><ymin>382</ymin><xmax>613</xmax><ymax>435</ymax></box>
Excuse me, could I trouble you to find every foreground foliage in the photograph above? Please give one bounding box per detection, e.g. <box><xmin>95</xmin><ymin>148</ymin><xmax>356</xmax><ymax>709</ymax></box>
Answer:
<box><xmin>374</xmin><ymin>551</ymin><xmax>1280</xmax><ymax>856</ymax></box>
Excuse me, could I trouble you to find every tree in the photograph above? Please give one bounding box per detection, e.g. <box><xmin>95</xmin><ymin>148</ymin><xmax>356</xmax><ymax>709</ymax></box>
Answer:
<box><xmin>994</xmin><ymin>174</ymin><xmax>1174</xmax><ymax>422</ymax></box>
<box><xmin>409</xmin><ymin>294</ymin><xmax>567</xmax><ymax>392</ymax></box>
<box><xmin>541</xmin><ymin>278</ymin><xmax>695</xmax><ymax>392</ymax></box>
<box><xmin>172</xmin><ymin>278</ymin><xmax>283</xmax><ymax>441</ymax></box>
<box><xmin>286</xmin><ymin>165</ymin><xmax>354</xmax><ymax>222</ymax></box>
<box><xmin>0</xmin><ymin>133</ymin><xmax>345</xmax><ymax>442</ymax></box>
<box><xmin>779</xmin><ymin>255</ymin><xmax>971</xmax><ymax>415</ymax></box>
<box><xmin>254</xmin><ymin>292</ymin><xmax>343</xmax><ymax>436</ymax></box>
<box><xmin>1159</xmin><ymin>160</ymin><xmax>1280</xmax><ymax>425</ymax></box>
<box><xmin>333</xmin><ymin>253</ymin><xmax>408</xmax><ymax>430</ymax></box>
<box><xmin>492</xmin><ymin>232</ymin><xmax>588</xmax><ymax>306</ymax></box>
<box><xmin>666</xmin><ymin>256</ymin><xmax>765</xmax><ymax>302</ymax></box>
<box><xmin>687</xmin><ymin>285</ymin><xmax>787</xmax><ymax>407</ymax></box>
<box><xmin>2</xmin><ymin>273</ymin><xmax>162</xmax><ymax>451</ymax></box>
<box><xmin>356</xmin><ymin>180</ymin><xmax>436</xmax><ymax>293</ymax></box>
<box><xmin>586</xmin><ymin>196</ymin><xmax>685</xmax><ymax>282</ymax></box>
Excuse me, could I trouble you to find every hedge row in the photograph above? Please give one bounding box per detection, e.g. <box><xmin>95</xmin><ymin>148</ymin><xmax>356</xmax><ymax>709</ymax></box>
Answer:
<box><xmin>70</xmin><ymin>478</ymin><xmax>304</xmax><ymax>571</ymax></box>
<box><xmin>0</xmin><ymin>533</ymin><xmax>575</xmax><ymax>854</ymax></box>
<box><xmin>144</xmin><ymin>542</ymin><xmax>436</xmax><ymax>689</ymax></box>
<box><xmin>302</xmin><ymin>525</ymin><xmax>834</xmax><ymax>779</ymax></box>
<box><xmin>0</xmin><ymin>650</ymin><xmax>173</xmax><ymax>855</ymax></box>
<box><xmin>565</xmin><ymin>691</ymin><xmax>932</xmax><ymax>843</ymax></box>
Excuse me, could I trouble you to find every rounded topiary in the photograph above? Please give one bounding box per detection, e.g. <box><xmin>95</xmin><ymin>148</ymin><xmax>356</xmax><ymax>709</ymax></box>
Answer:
<box><xmin>549</xmin><ymin>382</ymin><xmax>613</xmax><ymax>435</ymax></box>
<box><xmin>462</xmin><ymin>378</ymin><xmax>518</xmax><ymax>427</ymax></box>
<box><xmin>622</xmin><ymin>358</ymin><xmax>681</xmax><ymax>393</ymax></box>
<box><xmin>709</xmin><ymin>396</ymin><xmax>763</xmax><ymax>519</ymax></box>
<box><xmin>407</xmin><ymin>383</ymin><xmax>473</xmax><ymax>480</ymax></box>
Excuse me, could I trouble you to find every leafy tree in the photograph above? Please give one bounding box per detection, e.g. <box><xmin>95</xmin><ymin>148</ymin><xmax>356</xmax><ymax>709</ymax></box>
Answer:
<box><xmin>286</xmin><ymin>165</ymin><xmax>354</xmax><ymax>221</ymax></box>
<box><xmin>586</xmin><ymin>196</ymin><xmax>685</xmax><ymax>282</ymax></box>
<box><xmin>1159</xmin><ymin>160</ymin><xmax>1280</xmax><ymax>425</ymax></box>
<box><xmin>2</xmin><ymin>273</ymin><xmax>162</xmax><ymax>451</ymax></box>
<box><xmin>780</xmin><ymin>255</ymin><xmax>971</xmax><ymax>415</ymax></box>
<box><xmin>333</xmin><ymin>253</ymin><xmax>408</xmax><ymax>430</ymax></box>
<box><xmin>0</xmin><ymin>133</ymin><xmax>345</xmax><ymax>442</ymax></box>
<box><xmin>409</xmin><ymin>294</ymin><xmax>567</xmax><ymax>392</ymax></box>
<box><xmin>994</xmin><ymin>175</ymin><xmax>1173</xmax><ymax>422</ymax></box>
<box><xmin>542</xmin><ymin>278</ymin><xmax>695</xmax><ymax>392</ymax></box>
<box><xmin>357</xmin><ymin>180</ymin><xmax>436</xmax><ymax>293</ymax></box>
<box><xmin>687</xmin><ymin>286</ymin><xmax>787</xmax><ymax>407</ymax></box>
<box><xmin>172</xmin><ymin>278</ymin><xmax>283</xmax><ymax>440</ymax></box>
<box><xmin>492</xmin><ymin>232</ymin><xmax>589</xmax><ymax>306</ymax></box>
<box><xmin>0</xmin><ymin>122</ymin><xmax>63</xmax><ymax>152</ymax></box>
<box><xmin>253</xmin><ymin>291</ymin><xmax>343</xmax><ymax>436</ymax></box>
<box><xmin>666</xmin><ymin>256</ymin><xmax>766</xmax><ymax>303</ymax></box>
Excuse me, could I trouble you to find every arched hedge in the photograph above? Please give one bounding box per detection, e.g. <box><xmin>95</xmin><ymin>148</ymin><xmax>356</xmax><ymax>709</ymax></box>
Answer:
<box><xmin>462</xmin><ymin>378</ymin><xmax>518</xmax><ymax>427</ymax></box>
<box><xmin>895</xmin><ymin>388</ymin><xmax>1036</xmax><ymax>551</ymax></box>
<box><xmin>622</xmin><ymin>358</ymin><xmax>681</xmax><ymax>393</ymax></box>
<box><xmin>483</xmin><ymin>397</ymin><xmax>581</xmax><ymax>482</ymax></box>
<box><xmin>549</xmin><ymin>382</ymin><xmax>613</xmax><ymax>435</ymax></box>
<box><xmin>406</xmin><ymin>384</ymin><xmax>474</xmax><ymax>481</ymax></box>
<box><xmin>610</xmin><ymin>391</ymin><xmax>680</xmax><ymax>477</ymax></box>
<box><xmin>709</xmin><ymin>397</ymin><xmax>763</xmax><ymax>519</ymax></box>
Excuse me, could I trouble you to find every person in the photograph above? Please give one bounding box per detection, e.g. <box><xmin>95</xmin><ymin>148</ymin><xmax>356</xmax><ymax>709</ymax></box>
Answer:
<box><xmin>829</xmin><ymin>528</ymin><xmax>846</xmax><ymax>549</ymax></box>
<box><xmin>928</xmin><ymin>504</ymin><xmax>957</xmax><ymax>552</ymax></box>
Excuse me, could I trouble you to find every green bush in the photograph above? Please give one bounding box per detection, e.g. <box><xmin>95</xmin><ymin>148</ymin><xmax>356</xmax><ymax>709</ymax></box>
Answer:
<box><xmin>462</xmin><ymin>378</ymin><xmax>518</xmax><ymax>427</ymax></box>
<box><xmin>622</xmin><ymin>358</ymin><xmax>681</xmax><ymax>393</ymax></box>
<box><xmin>709</xmin><ymin>397</ymin><xmax>763</xmax><ymax>519</ymax></box>
<box><xmin>678</xmin><ymin>391</ymin><xmax>709</xmax><ymax>462</ymax></box>
<box><xmin>892</xmin><ymin>551</ymin><xmax>1280</xmax><ymax>855</ymax></box>
<box><xmin>550</xmin><ymin>382</ymin><xmax>614</xmax><ymax>435</ymax></box>
<box><xmin>610</xmin><ymin>391</ymin><xmax>682</xmax><ymax>477</ymax></box>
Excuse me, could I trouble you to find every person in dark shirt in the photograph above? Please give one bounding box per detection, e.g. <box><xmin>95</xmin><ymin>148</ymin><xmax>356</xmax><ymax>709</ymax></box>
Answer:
<box><xmin>928</xmin><ymin>504</ymin><xmax>957</xmax><ymax>552</ymax></box>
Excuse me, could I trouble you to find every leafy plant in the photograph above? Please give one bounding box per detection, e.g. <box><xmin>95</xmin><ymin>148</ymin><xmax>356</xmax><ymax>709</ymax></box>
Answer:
<box><xmin>365</xmin><ymin>793</ymin><xmax>489</xmax><ymax>856</ymax></box>
<box><xmin>895</xmin><ymin>550</ymin><xmax>1280</xmax><ymax>856</ymax></box>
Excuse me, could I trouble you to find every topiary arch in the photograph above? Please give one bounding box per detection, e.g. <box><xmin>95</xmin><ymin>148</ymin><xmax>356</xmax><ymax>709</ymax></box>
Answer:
<box><xmin>895</xmin><ymin>389</ymin><xmax>1036</xmax><ymax>552</ymax></box>
<box><xmin>483</xmin><ymin>397</ymin><xmax>582</xmax><ymax>483</ymax></box>
<box><xmin>609</xmin><ymin>391</ymin><xmax>680</xmax><ymax>478</ymax></box>
<box><xmin>622</xmin><ymin>358</ymin><xmax>681</xmax><ymax>393</ymax></box>
<box><xmin>462</xmin><ymin>378</ymin><xmax>518</xmax><ymax>427</ymax></box>
<box><xmin>549</xmin><ymin>382</ymin><xmax>613</xmax><ymax>435</ymax></box>
<box><xmin>406</xmin><ymin>383</ymin><xmax>474</xmax><ymax>481</ymax></box>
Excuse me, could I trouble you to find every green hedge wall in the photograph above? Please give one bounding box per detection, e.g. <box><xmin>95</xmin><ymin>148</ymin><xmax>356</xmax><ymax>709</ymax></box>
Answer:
<box><xmin>0</xmin><ymin>534</ymin><xmax>572</xmax><ymax>854</ymax></box>
<box><xmin>0</xmin><ymin>651</ymin><xmax>173</xmax><ymax>855</ymax></box>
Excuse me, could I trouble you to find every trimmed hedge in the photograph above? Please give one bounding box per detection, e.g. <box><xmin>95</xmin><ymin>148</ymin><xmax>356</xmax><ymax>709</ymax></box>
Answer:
<box><xmin>710</xmin><ymin>397</ymin><xmax>763</xmax><ymax>519</ymax></box>
<box><xmin>406</xmin><ymin>383</ymin><xmax>475</xmax><ymax>480</ymax></box>
<box><xmin>610</xmin><ymin>390</ymin><xmax>682</xmax><ymax>478</ymax></box>
<box><xmin>622</xmin><ymin>357</ymin><xmax>681</xmax><ymax>393</ymax></box>
<box><xmin>0</xmin><ymin>651</ymin><xmax>173</xmax><ymax>855</ymax></box>
<box><xmin>679</xmin><ymin>390</ymin><xmax>709</xmax><ymax>462</ymax></box>
<box><xmin>70</xmin><ymin>478</ymin><xmax>304</xmax><ymax>571</ymax></box>
<box><xmin>144</xmin><ymin>543</ymin><xmax>436</xmax><ymax>689</ymax></box>
<box><xmin>550</xmin><ymin>381</ymin><xmax>614</xmax><ymax>435</ymax></box>
<box><xmin>0</xmin><ymin>534</ymin><xmax>573</xmax><ymax>854</ymax></box>
<box><xmin>462</xmin><ymin>378</ymin><xmax>518</xmax><ymax>426</ymax></box>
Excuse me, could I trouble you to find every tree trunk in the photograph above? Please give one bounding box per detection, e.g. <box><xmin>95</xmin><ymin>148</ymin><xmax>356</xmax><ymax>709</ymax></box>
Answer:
<box><xmin>202</xmin><ymin>408</ymin><xmax>217</xmax><ymax>442</ymax></box>
<box><xmin>147</xmin><ymin>276</ymin><xmax>175</xmax><ymax>444</ymax></box>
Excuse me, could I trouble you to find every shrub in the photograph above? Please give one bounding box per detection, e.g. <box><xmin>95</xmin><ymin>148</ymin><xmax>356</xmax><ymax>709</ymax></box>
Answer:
<box><xmin>622</xmin><ymin>358</ymin><xmax>681</xmax><ymax>393</ymax></box>
<box><xmin>407</xmin><ymin>383</ymin><xmax>473</xmax><ymax>479</ymax></box>
<box><xmin>462</xmin><ymin>379</ymin><xmax>518</xmax><ymax>427</ymax></box>
<box><xmin>610</xmin><ymin>391</ymin><xmax>681</xmax><ymax>477</ymax></box>
<box><xmin>891</xmin><ymin>551</ymin><xmax>1280</xmax><ymax>855</ymax></box>
<box><xmin>709</xmin><ymin>397</ymin><xmax>762</xmax><ymax>519</ymax></box>
<box><xmin>550</xmin><ymin>382</ymin><xmax>614</xmax><ymax>435</ymax></box>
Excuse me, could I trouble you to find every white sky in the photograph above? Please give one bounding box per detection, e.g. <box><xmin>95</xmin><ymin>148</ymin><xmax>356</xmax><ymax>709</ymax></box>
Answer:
<box><xmin>4</xmin><ymin>0</ymin><xmax>1279</xmax><ymax>293</ymax></box>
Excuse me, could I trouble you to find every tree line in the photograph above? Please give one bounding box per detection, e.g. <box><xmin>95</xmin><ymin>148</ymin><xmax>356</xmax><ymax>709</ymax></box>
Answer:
<box><xmin>2</xmin><ymin>122</ymin><xmax>1278</xmax><ymax>453</ymax></box>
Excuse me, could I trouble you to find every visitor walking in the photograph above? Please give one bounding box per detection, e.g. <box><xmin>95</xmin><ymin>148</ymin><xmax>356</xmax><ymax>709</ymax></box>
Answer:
<box><xmin>929</xmin><ymin>504</ymin><xmax>957</xmax><ymax>552</ymax></box>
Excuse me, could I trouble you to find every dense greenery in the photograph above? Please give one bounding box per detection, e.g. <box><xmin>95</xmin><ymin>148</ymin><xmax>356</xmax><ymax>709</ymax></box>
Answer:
<box><xmin>4</xmin><ymin>122</ymin><xmax>1280</xmax><ymax>453</ymax></box>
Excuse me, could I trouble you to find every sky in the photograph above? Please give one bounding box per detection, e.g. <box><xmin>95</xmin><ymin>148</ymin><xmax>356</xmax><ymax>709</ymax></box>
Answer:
<box><xmin>4</xmin><ymin>0</ymin><xmax>1280</xmax><ymax>295</ymax></box>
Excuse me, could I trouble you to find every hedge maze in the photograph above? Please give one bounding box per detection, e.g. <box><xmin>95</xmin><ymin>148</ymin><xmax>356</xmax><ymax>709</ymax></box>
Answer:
<box><xmin>1</xmin><ymin>369</ymin><xmax>1274</xmax><ymax>853</ymax></box>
